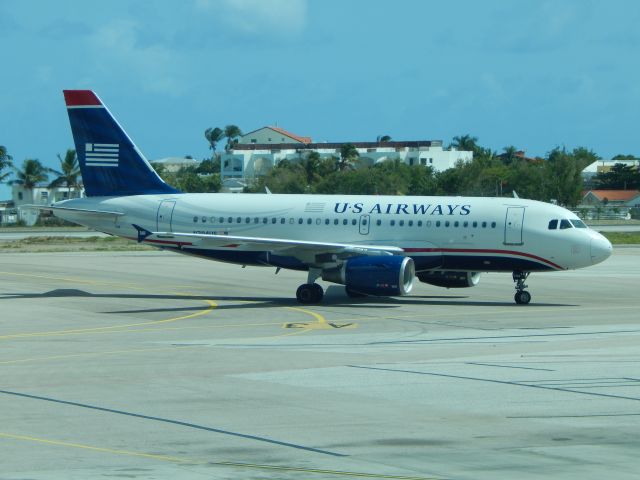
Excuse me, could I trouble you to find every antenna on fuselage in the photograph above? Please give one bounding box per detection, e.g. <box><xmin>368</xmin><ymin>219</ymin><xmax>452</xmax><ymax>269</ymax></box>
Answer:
<box><xmin>512</xmin><ymin>190</ymin><xmax>520</xmax><ymax>198</ymax></box>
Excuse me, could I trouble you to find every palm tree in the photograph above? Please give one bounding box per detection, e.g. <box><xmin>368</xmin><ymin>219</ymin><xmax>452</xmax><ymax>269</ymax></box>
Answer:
<box><xmin>338</xmin><ymin>143</ymin><xmax>359</xmax><ymax>171</ymax></box>
<box><xmin>0</xmin><ymin>145</ymin><xmax>12</xmax><ymax>183</ymax></box>
<box><xmin>450</xmin><ymin>134</ymin><xmax>479</xmax><ymax>152</ymax></box>
<box><xmin>300</xmin><ymin>151</ymin><xmax>322</xmax><ymax>184</ymax></box>
<box><xmin>11</xmin><ymin>159</ymin><xmax>49</xmax><ymax>203</ymax></box>
<box><xmin>224</xmin><ymin>125</ymin><xmax>243</xmax><ymax>152</ymax></box>
<box><xmin>501</xmin><ymin>145</ymin><xmax>519</xmax><ymax>165</ymax></box>
<box><xmin>48</xmin><ymin>149</ymin><xmax>81</xmax><ymax>198</ymax></box>
<box><xmin>205</xmin><ymin>127</ymin><xmax>224</xmax><ymax>154</ymax></box>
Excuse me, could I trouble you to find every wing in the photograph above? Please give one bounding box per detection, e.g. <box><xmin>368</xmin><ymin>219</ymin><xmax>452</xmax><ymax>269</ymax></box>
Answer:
<box><xmin>135</xmin><ymin>227</ymin><xmax>403</xmax><ymax>265</ymax></box>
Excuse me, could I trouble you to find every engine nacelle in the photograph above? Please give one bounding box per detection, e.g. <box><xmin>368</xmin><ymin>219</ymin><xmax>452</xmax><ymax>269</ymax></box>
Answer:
<box><xmin>322</xmin><ymin>256</ymin><xmax>415</xmax><ymax>296</ymax></box>
<box><xmin>417</xmin><ymin>271</ymin><xmax>481</xmax><ymax>288</ymax></box>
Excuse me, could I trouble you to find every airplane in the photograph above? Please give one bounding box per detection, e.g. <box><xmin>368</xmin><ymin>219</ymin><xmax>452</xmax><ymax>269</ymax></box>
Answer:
<box><xmin>38</xmin><ymin>90</ymin><xmax>612</xmax><ymax>305</ymax></box>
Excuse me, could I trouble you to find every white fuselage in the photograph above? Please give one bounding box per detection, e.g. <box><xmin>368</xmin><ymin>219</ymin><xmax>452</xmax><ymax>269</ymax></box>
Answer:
<box><xmin>52</xmin><ymin>193</ymin><xmax>611</xmax><ymax>273</ymax></box>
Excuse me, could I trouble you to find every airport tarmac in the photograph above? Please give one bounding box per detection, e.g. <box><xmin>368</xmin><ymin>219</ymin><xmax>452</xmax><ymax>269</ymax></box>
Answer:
<box><xmin>0</xmin><ymin>247</ymin><xmax>639</xmax><ymax>479</ymax></box>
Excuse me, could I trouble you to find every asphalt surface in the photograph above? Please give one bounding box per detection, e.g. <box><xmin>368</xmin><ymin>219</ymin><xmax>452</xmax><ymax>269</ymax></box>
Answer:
<box><xmin>0</xmin><ymin>248</ymin><xmax>639</xmax><ymax>479</ymax></box>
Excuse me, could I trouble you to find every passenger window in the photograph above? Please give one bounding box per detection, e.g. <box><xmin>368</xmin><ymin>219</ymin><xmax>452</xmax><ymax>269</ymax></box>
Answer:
<box><xmin>307</xmin><ymin>218</ymin><xmax>312</xmax><ymax>225</ymax></box>
<box><xmin>228</xmin><ymin>217</ymin><xmax>233</xmax><ymax>223</ymax></box>
<box><xmin>289</xmin><ymin>218</ymin><xmax>294</xmax><ymax>224</ymax></box>
<box><xmin>245</xmin><ymin>217</ymin><xmax>250</xmax><ymax>223</ymax></box>
<box><xmin>454</xmin><ymin>221</ymin><xmax>459</xmax><ymax>227</ymax></box>
<box><xmin>325</xmin><ymin>219</ymin><xmax>330</xmax><ymax>225</ymax></box>
<box><xmin>220</xmin><ymin>217</ymin><xmax>225</xmax><ymax>223</ymax></box>
<box><xmin>472</xmin><ymin>221</ymin><xmax>477</xmax><ymax>228</ymax></box>
<box><xmin>399</xmin><ymin>220</ymin><xmax>404</xmax><ymax>226</ymax></box>
<box><xmin>272</xmin><ymin>217</ymin><xmax>277</xmax><ymax>224</ymax></box>
<box><xmin>390</xmin><ymin>220</ymin><xmax>396</xmax><ymax>226</ymax></box>
<box><xmin>201</xmin><ymin>217</ymin><xmax>207</xmax><ymax>223</ymax></box>
<box><xmin>436</xmin><ymin>221</ymin><xmax>441</xmax><ymax>227</ymax></box>
<box><xmin>426</xmin><ymin>221</ymin><xmax>432</xmax><ymax>227</ymax></box>
<box><xmin>445</xmin><ymin>221</ymin><xmax>450</xmax><ymax>227</ymax></box>
<box><xmin>298</xmin><ymin>218</ymin><xmax>303</xmax><ymax>224</ymax></box>
<box><xmin>193</xmin><ymin>216</ymin><xmax>198</xmax><ymax>223</ymax></box>
<box><xmin>560</xmin><ymin>219</ymin><xmax>572</xmax><ymax>229</ymax></box>
<box><xmin>417</xmin><ymin>220</ymin><xmax>422</xmax><ymax>227</ymax></box>
<box><xmin>254</xmin><ymin>217</ymin><xmax>259</xmax><ymax>223</ymax></box>
<box><xmin>262</xmin><ymin>217</ymin><xmax>268</xmax><ymax>224</ymax></box>
<box><xmin>316</xmin><ymin>219</ymin><xmax>321</xmax><ymax>225</ymax></box>
<box><xmin>334</xmin><ymin>219</ymin><xmax>339</xmax><ymax>225</ymax></box>
<box><xmin>491</xmin><ymin>222</ymin><xmax>497</xmax><ymax>228</ymax></box>
<box><xmin>281</xmin><ymin>218</ymin><xmax>286</xmax><ymax>224</ymax></box>
<box><xmin>482</xmin><ymin>222</ymin><xmax>487</xmax><ymax>228</ymax></box>
<box><xmin>237</xmin><ymin>217</ymin><xmax>242</xmax><ymax>223</ymax></box>
<box><xmin>210</xmin><ymin>217</ymin><xmax>216</xmax><ymax>223</ymax></box>
<box><xmin>343</xmin><ymin>219</ymin><xmax>348</xmax><ymax>225</ymax></box>
<box><xmin>351</xmin><ymin>219</ymin><xmax>357</xmax><ymax>225</ymax></box>
<box><xmin>376</xmin><ymin>219</ymin><xmax>382</xmax><ymax>226</ymax></box>
<box><xmin>408</xmin><ymin>220</ymin><xmax>413</xmax><ymax>227</ymax></box>
<box><xmin>548</xmin><ymin>219</ymin><xmax>558</xmax><ymax>230</ymax></box>
<box><xmin>362</xmin><ymin>219</ymin><xmax>368</xmax><ymax>225</ymax></box>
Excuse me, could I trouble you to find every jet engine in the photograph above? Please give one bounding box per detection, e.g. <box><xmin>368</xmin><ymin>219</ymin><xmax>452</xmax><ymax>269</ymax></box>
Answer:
<box><xmin>417</xmin><ymin>271</ymin><xmax>480</xmax><ymax>288</ymax></box>
<box><xmin>322</xmin><ymin>256</ymin><xmax>415</xmax><ymax>296</ymax></box>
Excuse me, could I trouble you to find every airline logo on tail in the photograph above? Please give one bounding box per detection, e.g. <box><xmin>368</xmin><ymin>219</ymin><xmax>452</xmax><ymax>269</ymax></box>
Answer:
<box><xmin>85</xmin><ymin>143</ymin><xmax>119</xmax><ymax>167</ymax></box>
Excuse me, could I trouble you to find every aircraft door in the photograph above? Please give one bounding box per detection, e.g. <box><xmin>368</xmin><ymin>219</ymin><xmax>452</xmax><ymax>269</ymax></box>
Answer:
<box><xmin>157</xmin><ymin>200</ymin><xmax>176</xmax><ymax>232</ymax></box>
<box><xmin>504</xmin><ymin>206</ymin><xmax>525</xmax><ymax>245</ymax></box>
<box><xmin>359</xmin><ymin>214</ymin><xmax>370</xmax><ymax>235</ymax></box>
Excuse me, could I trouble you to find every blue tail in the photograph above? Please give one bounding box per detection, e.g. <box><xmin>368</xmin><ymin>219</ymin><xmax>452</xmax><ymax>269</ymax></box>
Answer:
<box><xmin>64</xmin><ymin>90</ymin><xmax>180</xmax><ymax>197</ymax></box>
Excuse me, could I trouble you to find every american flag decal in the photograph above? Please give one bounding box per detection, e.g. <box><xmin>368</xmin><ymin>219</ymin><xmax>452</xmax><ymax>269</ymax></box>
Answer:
<box><xmin>85</xmin><ymin>143</ymin><xmax>119</xmax><ymax>167</ymax></box>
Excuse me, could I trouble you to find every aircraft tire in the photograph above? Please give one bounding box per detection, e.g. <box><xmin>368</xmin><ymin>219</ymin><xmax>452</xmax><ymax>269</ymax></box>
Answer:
<box><xmin>296</xmin><ymin>283</ymin><xmax>324</xmax><ymax>304</ymax></box>
<box><xmin>514</xmin><ymin>291</ymin><xmax>531</xmax><ymax>305</ymax></box>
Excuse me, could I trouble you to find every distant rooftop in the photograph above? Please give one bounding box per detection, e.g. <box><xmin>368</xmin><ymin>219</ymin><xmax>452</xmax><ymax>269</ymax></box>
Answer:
<box><xmin>232</xmin><ymin>140</ymin><xmax>443</xmax><ymax>151</ymax></box>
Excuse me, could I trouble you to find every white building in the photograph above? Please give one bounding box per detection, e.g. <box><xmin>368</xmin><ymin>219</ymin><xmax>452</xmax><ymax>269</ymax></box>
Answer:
<box><xmin>582</xmin><ymin>159</ymin><xmax>640</xmax><ymax>181</ymax></box>
<box><xmin>151</xmin><ymin>156</ymin><xmax>200</xmax><ymax>173</ymax></box>
<box><xmin>220</xmin><ymin>126</ymin><xmax>472</xmax><ymax>186</ymax></box>
<box><xmin>12</xmin><ymin>183</ymin><xmax>84</xmax><ymax>226</ymax></box>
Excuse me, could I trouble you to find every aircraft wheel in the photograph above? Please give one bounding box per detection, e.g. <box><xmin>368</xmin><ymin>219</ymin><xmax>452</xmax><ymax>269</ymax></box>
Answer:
<box><xmin>514</xmin><ymin>290</ymin><xmax>531</xmax><ymax>305</ymax></box>
<box><xmin>296</xmin><ymin>283</ymin><xmax>324</xmax><ymax>304</ymax></box>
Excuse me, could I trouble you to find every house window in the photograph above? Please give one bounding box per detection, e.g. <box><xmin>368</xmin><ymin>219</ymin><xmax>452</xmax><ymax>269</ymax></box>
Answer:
<box><xmin>18</xmin><ymin>192</ymin><xmax>23</xmax><ymax>201</ymax></box>
<box><xmin>41</xmin><ymin>191</ymin><xmax>49</xmax><ymax>201</ymax></box>
<box><xmin>251</xmin><ymin>139</ymin><xmax>257</xmax><ymax>143</ymax></box>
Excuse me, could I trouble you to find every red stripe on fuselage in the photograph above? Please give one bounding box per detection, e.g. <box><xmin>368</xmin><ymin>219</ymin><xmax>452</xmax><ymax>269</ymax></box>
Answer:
<box><xmin>63</xmin><ymin>90</ymin><xmax>102</xmax><ymax>106</ymax></box>
<box><xmin>402</xmin><ymin>247</ymin><xmax>564</xmax><ymax>270</ymax></box>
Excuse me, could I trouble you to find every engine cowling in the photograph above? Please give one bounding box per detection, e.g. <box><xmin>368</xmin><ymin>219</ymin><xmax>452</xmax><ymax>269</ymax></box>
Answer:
<box><xmin>417</xmin><ymin>271</ymin><xmax>480</xmax><ymax>288</ymax></box>
<box><xmin>322</xmin><ymin>256</ymin><xmax>415</xmax><ymax>296</ymax></box>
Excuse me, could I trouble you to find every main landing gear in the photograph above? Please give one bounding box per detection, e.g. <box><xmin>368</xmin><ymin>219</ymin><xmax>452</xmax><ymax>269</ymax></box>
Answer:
<box><xmin>296</xmin><ymin>268</ymin><xmax>324</xmax><ymax>304</ymax></box>
<box><xmin>512</xmin><ymin>271</ymin><xmax>531</xmax><ymax>305</ymax></box>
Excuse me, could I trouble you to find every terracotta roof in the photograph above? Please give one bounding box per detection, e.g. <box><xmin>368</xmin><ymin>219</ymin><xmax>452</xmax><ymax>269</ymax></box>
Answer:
<box><xmin>584</xmin><ymin>190</ymin><xmax>640</xmax><ymax>201</ymax></box>
<box><xmin>242</xmin><ymin>126</ymin><xmax>312</xmax><ymax>144</ymax></box>
<box><xmin>267</xmin><ymin>126</ymin><xmax>312</xmax><ymax>144</ymax></box>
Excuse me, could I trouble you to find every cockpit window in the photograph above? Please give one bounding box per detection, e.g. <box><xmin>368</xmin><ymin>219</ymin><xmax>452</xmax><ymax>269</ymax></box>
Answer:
<box><xmin>570</xmin><ymin>219</ymin><xmax>587</xmax><ymax>228</ymax></box>
<box><xmin>548</xmin><ymin>219</ymin><xmax>558</xmax><ymax>230</ymax></box>
<box><xmin>559</xmin><ymin>219</ymin><xmax>572</xmax><ymax>229</ymax></box>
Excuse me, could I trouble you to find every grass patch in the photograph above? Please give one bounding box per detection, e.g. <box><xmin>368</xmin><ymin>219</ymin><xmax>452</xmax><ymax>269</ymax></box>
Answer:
<box><xmin>601</xmin><ymin>232</ymin><xmax>640</xmax><ymax>244</ymax></box>
<box><xmin>0</xmin><ymin>235</ymin><xmax>155</xmax><ymax>253</ymax></box>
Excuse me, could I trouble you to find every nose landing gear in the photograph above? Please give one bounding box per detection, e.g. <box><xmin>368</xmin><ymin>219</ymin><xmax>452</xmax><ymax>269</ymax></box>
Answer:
<box><xmin>513</xmin><ymin>271</ymin><xmax>531</xmax><ymax>305</ymax></box>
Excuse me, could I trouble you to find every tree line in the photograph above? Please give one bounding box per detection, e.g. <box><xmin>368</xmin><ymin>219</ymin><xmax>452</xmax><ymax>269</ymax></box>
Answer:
<box><xmin>0</xmin><ymin>146</ymin><xmax>81</xmax><ymax>195</ymax></box>
<box><xmin>2</xmin><ymin>132</ymin><xmax>639</xmax><ymax>209</ymax></box>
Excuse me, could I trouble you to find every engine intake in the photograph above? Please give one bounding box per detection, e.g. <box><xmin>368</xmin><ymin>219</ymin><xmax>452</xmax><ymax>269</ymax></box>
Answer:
<box><xmin>417</xmin><ymin>271</ymin><xmax>480</xmax><ymax>288</ymax></box>
<box><xmin>322</xmin><ymin>256</ymin><xmax>415</xmax><ymax>296</ymax></box>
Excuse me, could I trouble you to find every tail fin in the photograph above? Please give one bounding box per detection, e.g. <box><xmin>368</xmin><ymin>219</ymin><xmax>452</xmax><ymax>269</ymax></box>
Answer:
<box><xmin>63</xmin><ymin>90</ymin><xmax>180</xmax><ymax>197</ymax></box>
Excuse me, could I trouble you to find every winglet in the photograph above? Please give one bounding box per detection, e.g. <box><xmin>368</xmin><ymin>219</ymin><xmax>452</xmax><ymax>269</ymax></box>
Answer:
<box><xmin>132</xmin><ymin>224</ymin><xmax>153</xmax><ymax>243</ymax></box>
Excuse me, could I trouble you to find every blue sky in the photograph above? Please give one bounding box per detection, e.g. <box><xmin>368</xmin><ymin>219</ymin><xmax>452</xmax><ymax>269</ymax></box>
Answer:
<box><xmin>1</xmin><ymin>0</ymin><xmax>640</xmax><ymax>199</ymax></box>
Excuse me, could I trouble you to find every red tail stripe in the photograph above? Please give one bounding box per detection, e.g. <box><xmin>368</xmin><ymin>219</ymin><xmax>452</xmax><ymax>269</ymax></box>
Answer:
<box><xmin>63</xmin><ymin>90</ymin><xmax>102</xmax><ymax>106</ymax></box>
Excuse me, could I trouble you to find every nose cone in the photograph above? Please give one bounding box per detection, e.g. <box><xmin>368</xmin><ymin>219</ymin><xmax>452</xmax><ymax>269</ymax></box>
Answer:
<box><xmin>590</xmin><ymin>234</ymin><xmax>612</xmax><ymax>265</ymax></box>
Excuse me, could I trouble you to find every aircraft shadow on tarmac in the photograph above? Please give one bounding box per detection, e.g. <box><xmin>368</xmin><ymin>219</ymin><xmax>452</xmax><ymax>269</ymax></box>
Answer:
<box><xmin>0</xmin><ymin>286</ymin><xmax>578</xmax><ymax>315</ymax></box>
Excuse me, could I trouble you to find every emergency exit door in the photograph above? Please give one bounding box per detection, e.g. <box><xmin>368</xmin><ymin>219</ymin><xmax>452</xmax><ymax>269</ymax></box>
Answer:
<box><xmin>157</xmin><ymin>200</ymin><xmax>176</xmax><ymax>232</ymax></box>
<box><xmin>504</xmin><ymin>206</ymin><xmax>525</xmax><ymax>245</ymax></box>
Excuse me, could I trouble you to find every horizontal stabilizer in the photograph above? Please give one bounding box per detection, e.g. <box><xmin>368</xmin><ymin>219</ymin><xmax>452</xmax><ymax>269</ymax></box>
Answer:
<box><xmin>23</xmin><ymin>204</ymin><xmax>125</xmax><ymax>217</ymax></box>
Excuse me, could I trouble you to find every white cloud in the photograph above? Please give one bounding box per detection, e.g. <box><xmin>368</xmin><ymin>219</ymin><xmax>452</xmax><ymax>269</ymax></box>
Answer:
<box><xmin>197</xmin><ymin>0</ymin><xmax>308</xmax><ymax>37</ymax></box>
<box><xmin>89</xmin><ymin>18</ymin><xmax>186</xmax><ymax>95</ymax></box>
